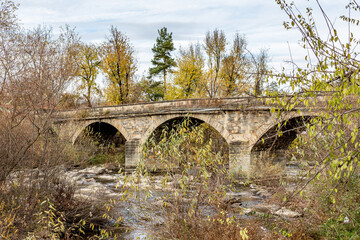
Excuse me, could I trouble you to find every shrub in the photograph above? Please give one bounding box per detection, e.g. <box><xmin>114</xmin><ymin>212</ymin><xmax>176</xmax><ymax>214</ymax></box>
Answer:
<box><xmin>121</xmin><ymin>118</ymin><xmax>250</xmax><ymax>239</ymax></box>
<box><xmin>0</xmin><ymin>173</ymin><xmax>113</xmax><ymax>239</ymax></box>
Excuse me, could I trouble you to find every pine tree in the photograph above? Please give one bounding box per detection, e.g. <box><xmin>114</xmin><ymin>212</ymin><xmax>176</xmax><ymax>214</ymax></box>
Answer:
<box><xmin>149</xmin><ymin>27</ymin><xmax>176</xmax><ymax>98</ymax></box>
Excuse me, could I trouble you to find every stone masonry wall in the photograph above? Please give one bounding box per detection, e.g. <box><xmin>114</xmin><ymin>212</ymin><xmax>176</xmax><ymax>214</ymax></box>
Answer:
<box><xmin>54</xmin><ymin>97</ymin><xmax>322</xmax><ymax>176</ymax></box>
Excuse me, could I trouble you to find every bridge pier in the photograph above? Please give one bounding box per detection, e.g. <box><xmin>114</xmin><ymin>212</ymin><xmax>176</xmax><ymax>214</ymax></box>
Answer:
<box><xmin>125</xmin><ymin>139</ymin><xmax>140</xmax><ymax>171</ymax></box>
<box><xmin>250</xmin><ymin>150</ymin><xmax>287</xmax><ymax>176</ymax></box>
<box><xmin>229</xmin><ymin>141</ymin><xmax>251</xmax><ymax>177</ymax></box>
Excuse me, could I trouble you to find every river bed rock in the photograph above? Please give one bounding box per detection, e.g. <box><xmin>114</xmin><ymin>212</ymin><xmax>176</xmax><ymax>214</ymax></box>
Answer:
<box><xmin>274</xmin><ymin>208</ymin><xmax>302</xmax><ymax>218</ymax></box>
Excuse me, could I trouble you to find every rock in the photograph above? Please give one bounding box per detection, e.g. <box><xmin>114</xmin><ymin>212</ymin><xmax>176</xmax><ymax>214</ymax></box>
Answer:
<box><xmin>95</xmin><ymin>174</ymin><xmax>118</xmax><ymax>182</ymax></box>
<box><xmin>224</xmin><ymin>191</ymin><xmax>261</xmax><ymax>205</ymax></box>
<box><xmin>77</xmin><ymin>184</ymin><xmax>112</xmax><ymax>196</ymax></box>
<box><xmin>105</xmin><ymin>193</ymin><xmax>124</xmax><ymax>199</ymax></box>
<box><xmin>256</xmin><ymin>189</ymin><xmax>272</xmax><ymax>198</ymax></box>
<box><xmin>274</xmin><ymin>208</ymin><xmax>302</xmax><ymax>218</ymax></box>
<box><xmin>63</xmin><ymin>171</ymin><xmax>83</xmax><ymax>182</ymax></box>
<box><xmin>226</xmin><ymin>191</ymin><xmax>254</xmax><ymax>198</ymax></box>
<box><xmin>104</xmin><ymin>163</ymin><xmax>121</xmax><ymax>173</ymax></box>
<box><xmin>242</xmin><ymin>208</ymin><xmax>254</xmax><ymax>215</ymax></box>
<box><xmin>252</xmin><ymin>204</ymin><xmax>280</xmax><ymax>214</ymax></box>
<box><xmin>250</xmin><ymin>184</ymin><xmax>258</xmax><ymax>189</ymax></box>
<box><xmin>78</xmin><ymin>166</ymin><xmax>105</xmax><ymax>175</ymax></box>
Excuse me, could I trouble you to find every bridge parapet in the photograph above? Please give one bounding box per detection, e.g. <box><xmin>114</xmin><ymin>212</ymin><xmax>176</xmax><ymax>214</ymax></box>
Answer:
<box><xmin>54</xmin><ymin>96</ymin><xmax>328</xmax><ymax>122</ymax></box>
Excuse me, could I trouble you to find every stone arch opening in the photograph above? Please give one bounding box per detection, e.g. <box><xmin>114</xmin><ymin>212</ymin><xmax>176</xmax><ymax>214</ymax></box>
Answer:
<box><xmin>250</xmin><ymin>116</ymin><xmax>313</xmax><ymax>175</ymax></box>
<box><xmin>143</xmin><ymin>116</ymin><xmax>229</xmax><ymax>170</ymax></box>
<box><xmin>75</xmin><ymin>122</ymin><xmax>127</xmax><ymax>165</ymax></box>
<box><xmin>252</xmin><ymin>116</ymin><xmax>313</xmax><ymax>152</ymax></box>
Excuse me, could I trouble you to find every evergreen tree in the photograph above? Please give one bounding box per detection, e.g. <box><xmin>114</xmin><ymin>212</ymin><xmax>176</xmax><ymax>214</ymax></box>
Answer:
<box><xmin>138</xmin><ymin>76</ymin><xmax>164</xmax><ymax>101</ymax></box>
<box><xmin>149</xmin><ymin>27</ymin><xmax>176</xmax><ymax>98</ymax></box>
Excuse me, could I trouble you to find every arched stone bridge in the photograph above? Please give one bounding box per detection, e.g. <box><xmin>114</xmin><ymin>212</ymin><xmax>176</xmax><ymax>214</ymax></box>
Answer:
<box><xmin>53</xmin><ymin>97</ymin><xmax>324</xmax><ymax>176</ymax></box>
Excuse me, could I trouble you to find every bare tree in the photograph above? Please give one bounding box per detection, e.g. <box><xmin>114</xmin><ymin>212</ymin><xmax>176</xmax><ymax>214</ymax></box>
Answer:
<box><xmin>221</xmin><ymin>33</ymin><xmax>252</xmax><ymax>96</ymax></box>
<box><xmin>204</xmin><ymin>29</ymin><xmax>226</xmax><ymax>98</ymax></box>
<box><xmin>253</xmin><ymin>49</ymin><xmax>269</xmax><ymax>96</ymax></box>
<box><xmin>0</xmin><ymin>18</ymin><xmax>80</xmax><ymax>183</ymax></box>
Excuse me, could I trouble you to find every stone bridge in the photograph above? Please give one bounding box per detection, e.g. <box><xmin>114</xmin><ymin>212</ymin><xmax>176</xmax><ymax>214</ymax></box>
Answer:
<box><xmin>53</xmin><ymin>97</ymin><xmax>324</xmax><ymax>176</ymax></box>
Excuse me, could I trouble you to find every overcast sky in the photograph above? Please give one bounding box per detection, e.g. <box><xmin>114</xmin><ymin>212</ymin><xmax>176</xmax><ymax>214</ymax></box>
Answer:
<box><xmin>15</xmin><ymin>0</ymin><xmax>346</xmax><ymax>77</ymax></box>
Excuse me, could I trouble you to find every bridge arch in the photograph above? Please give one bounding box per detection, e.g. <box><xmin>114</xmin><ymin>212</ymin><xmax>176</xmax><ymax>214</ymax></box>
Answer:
<box><xmin>72</xmin><ymin>119</ymin><xmax>129</xmax><ymax>145</ymax></box>
<box><xmin>248</xmin><ymin>114</ymin><xmax>317</xmax><ymax>175</ymax></box>
<box><xmin>73</xmin><ymin>121</ymin><xmax>128</xmax><ymax>154</ymax></box>
<box><xmin>140</xmin><ymin>114</ymin><xmax>229</xmax><ymax>147</ymax></box>
<box><xmin>140</xmin><ymin>115</ymin><xmax>230</xmax><ymax>168</ymax></box>
<box><xmin>251</xmin><ymin>113</ymin><xmax>319</xmax><ymax>152</ymax></box>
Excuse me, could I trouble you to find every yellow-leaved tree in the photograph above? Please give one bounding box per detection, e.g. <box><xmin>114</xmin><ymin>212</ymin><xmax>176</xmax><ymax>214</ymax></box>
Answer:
<box><xmin>170</xmin><ymin>43</ymin><xmax>205</xmax><ymax>99</ymax></box>
<box><xmin>77</xmin><ymin>43</ymin><xmax>101</xmax><ymax>107</ymax></box>
<box><xmin>101</xmin><ymin>26</ymin><xmax>136</xmax><ymax>105</ymax></box>
<box><xmin>169</xmin><ymin>30</ymin><xmax>270</xmax><ymax>100</ymax></box>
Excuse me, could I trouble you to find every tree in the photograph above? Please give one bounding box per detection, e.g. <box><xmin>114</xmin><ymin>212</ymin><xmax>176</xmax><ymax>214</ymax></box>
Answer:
<box><xmin>149</xmin><ymin>27</ymin><xmax>176</xmax><ymax>98</ymax></box>
<box><xmin>203</xmin><ymin>29</ymin><xmax>226</xmax><ymax>98</ymax></box>
<box><xmin>0</xmin><ymin>0</ymin><xmax>17</xmax><ymax>29</ymax></box>
<box><xmin>252</xmin><ymin>49</ymin><xmax>269</xmax><ymax>96</ymax></box>
<box><xmin>271</xmin><ymin>0</ymin><xmax>360</xmax><ymax>237</ymax></box>
<box><xmin>169</xmin><ymin>30</ymin><xmax>269</xmax><ymax>99</ymax></box>
<box><xmin>77</xmin><ymin>43</ymin><xmax>101</xmax><ymax>107</ymax></box>
<box><xmin>0</xmin><ymin>18</ymin><xmax>80</xmax><ymax>182</ymax></box>
<box><xmin>101</xmin><ymin>26</ymin><xmax>136</xmax><ymax>104</ymax></box>
<box><xmin>171</xmin><ymin>43</ymin><xmax>204</xmax><ymax>99</ymax></box>
<box><xmin>137</xmin><ymin>76</ymin><xmax>164</xmax><ymax>101</ymax></box>
<box><xmin>221</xmin><ymin>33</ymin><xmax>252</xmax><ymax>96</ymax></box>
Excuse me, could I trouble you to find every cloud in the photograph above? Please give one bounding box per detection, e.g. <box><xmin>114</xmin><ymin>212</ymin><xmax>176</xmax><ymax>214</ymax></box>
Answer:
<box><xmin>15</xmin><ymin>0</ymin><xmax>347</xmax><ymax>75</ymax></box>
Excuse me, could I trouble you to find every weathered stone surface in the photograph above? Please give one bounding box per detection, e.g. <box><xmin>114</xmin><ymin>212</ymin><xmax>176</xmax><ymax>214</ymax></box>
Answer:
<box><xmin>256</xmin><ymin>189</ymin><xmax>272</xmax><ymax>198</ymax></box>
<box><xmin>95</xmin><ymin>174</ymin><xmax>119</xmax><ymax>182</ymax></box>
<box><xmin>224</xmin><ymin>191</ymin><xmax>262</xmax><ymax>205</ymax></box>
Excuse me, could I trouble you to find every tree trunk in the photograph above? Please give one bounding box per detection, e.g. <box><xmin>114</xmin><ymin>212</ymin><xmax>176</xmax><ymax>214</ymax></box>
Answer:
<box><xmin>163</xmin><ymin>70</ymin><xmax>166</xmax><ymax>99</ymax></box>
<box><xmin>87</xmin><ymin>85</ymin><xmax>92</xmax><ymax>107</ymax></box>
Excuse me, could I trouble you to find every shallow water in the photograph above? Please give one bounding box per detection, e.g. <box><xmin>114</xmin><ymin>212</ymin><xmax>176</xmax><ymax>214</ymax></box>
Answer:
<box><xmin>63</xmin><ymin>164</ymin><xmax>301</xmax><ymax>239</ymax></box>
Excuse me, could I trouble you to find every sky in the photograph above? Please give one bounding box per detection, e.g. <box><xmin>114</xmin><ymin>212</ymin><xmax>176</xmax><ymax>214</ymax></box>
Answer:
<box><xmin>15</xmin><ymin>0</ymin><xmax>347</xmax><ymax>78</ymax></box>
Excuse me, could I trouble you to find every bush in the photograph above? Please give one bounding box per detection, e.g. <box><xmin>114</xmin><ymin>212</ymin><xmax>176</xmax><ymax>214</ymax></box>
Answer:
<box><xmin>122</xmin><ymin>118</ymin><xmax>250</xmax><ymax>239</ymax></box>
<box><xmin>0</xmin><ymin>173</ymin><xmax>112</xmax><ymax>239</ymax></box>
